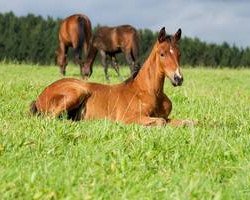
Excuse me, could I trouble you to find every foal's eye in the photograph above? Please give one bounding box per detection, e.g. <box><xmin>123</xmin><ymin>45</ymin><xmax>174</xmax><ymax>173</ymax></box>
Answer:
<box><xmin>160</xmin><ymin>53</ymin><xmax>165</xmax><ymax>57</ymax></box>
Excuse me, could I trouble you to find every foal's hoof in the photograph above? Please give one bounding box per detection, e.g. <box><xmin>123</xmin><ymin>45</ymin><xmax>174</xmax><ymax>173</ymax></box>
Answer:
<box><xmin>182</xmin><ymin>119</ymin><xmax>198</xmax><ymax>127</ymax></box>
<box><xmin>82</xmin><ymin>75</ymin><xmax>89</xmax><ymax>81</ymax></box>
<box><xmin>156</xmin><ymin>118</ymin><xmax>167</xmax><ymax>126</ymax></box>
<box><xmin>167</xmin><ymin>119</ymin><xmax>198</xmax><ymax>127</ymax></box>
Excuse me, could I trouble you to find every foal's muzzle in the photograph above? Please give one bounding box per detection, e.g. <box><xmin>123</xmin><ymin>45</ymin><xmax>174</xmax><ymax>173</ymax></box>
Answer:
<box><xmin>172</xmin><ymin>74</ymin><xmax>183</xmax><ymax>86</ymax></box>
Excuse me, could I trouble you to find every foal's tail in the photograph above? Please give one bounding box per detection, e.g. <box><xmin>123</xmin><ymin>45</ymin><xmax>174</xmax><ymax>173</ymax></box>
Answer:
<box><xmin>29</xmin><ymin>100</ymin><xmax>38</xmax><ymax>115</ymax></box>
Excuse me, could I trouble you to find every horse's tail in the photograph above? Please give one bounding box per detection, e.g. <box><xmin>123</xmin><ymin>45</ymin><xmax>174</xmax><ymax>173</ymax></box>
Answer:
<box><xmin>77</xmin><ymin>16</ymin><xmax>85</xmax><ymax>53</ymax></box>
<box><xmin>77</xmin><ymin>15</ymin><xmax>92</xmax><ymax>55</ymax></box>
<box><xmin>29</xmin><ymin>100</ymin><xmax>38</xmax><ymax>115</ymax></box>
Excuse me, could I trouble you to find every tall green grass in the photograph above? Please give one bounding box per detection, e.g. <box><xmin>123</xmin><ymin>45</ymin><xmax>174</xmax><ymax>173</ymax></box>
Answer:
<box><xmin>0</xmin><ymin>63</ymin><xmax>250</xmax><ymax>199</ymax></box>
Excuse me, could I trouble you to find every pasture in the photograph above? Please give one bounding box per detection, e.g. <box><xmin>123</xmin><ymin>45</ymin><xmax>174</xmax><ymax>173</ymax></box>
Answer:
<box><xmin>0</xmin><ymin>63</ymin><xmax>249</xmax><ymax>199</ymax></box>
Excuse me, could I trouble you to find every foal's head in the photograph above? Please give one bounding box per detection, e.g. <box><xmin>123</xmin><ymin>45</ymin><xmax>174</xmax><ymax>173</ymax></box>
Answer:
<box><xmin>156</xmin><ymin>27</ymin><xmax>183</xmax><ymax>86</ymax></box>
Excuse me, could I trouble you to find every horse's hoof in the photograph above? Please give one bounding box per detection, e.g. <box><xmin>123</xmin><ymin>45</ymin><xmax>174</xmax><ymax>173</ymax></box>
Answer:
<box><xmin>156</xmin><ymin>118</ymin><xmax>167</xmax><ymax>126</ymax></box>
<box><xmin>182</xmin><ymin>119</ymin><xmax>198</xmax><ymax>127</ymax></box>
<box><xmin>82</xmin><ymin>76</ymin><xmax>89</xmax><ymax>81</ymax></box>
<box><xmin>60</xmin><ymin>71</ymin><xmax>66</xmax><ymax>76</ymax></box>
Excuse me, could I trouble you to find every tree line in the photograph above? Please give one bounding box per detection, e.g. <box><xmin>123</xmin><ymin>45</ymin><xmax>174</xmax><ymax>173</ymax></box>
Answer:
<box><xmin>0</xmin><ymin>12</ymin><xmax>250</xmax><ymax>67</ymax></box>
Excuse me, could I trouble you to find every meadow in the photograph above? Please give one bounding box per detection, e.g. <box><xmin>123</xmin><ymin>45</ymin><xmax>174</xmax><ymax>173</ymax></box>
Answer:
<box><xmin>0</xmin><ymin>63</ymin><xmax>249</xmax><ymax>200</ymax></box>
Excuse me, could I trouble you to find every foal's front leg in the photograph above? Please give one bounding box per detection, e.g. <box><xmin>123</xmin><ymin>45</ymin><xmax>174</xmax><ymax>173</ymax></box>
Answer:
<box><xmin>124</xmin><ymin>116</ymin><xmax>166</xmax><ymax>126</ymax></box>
<box><xmin>160</xmin><ymin>94</ymin><xmax>197</xmax><ymax>127</ymax></box>
<box><xmin>157</xmin><ymin>94</ymin><xmax>172</xmax><ymax>118</ymax></box>
<box><xmin>139</xmin><ymin>117</ymin><xmax>167</xmax><ymax>126</ymax></box>
<box><xmin>166</xmin><ymin>119</ymin><xmax>197</xmax><ymax>127</ymax></box>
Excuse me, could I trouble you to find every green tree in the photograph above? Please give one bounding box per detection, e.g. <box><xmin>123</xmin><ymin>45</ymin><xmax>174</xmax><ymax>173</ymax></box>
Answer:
<box><xmin>0</xmin><ymin>12</ymin><xmax>249</xmax><ymax>67</ymax></box>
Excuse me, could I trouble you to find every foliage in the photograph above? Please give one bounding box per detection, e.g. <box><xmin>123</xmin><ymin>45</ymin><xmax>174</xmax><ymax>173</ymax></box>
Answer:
<box><xmin>0</xmin><ymin>63</ymin><xmax>250</xmax><ymax>199</ymax></box>
<box><xmin>0</xmin><ymin>12</ymin><xmax>250</xmax><ymax>67</ymax></box>
<box><xmin>0</xmin><ymin>12</ymin><xmax>59</xmax><ymax>64</ymax></box>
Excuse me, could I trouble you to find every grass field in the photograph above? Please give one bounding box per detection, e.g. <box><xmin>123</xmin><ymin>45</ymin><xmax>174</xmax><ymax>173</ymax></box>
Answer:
<box><xmin>0</xmin><ymin>63</ymin><xmax>250</xmax><ymax>200</ymax></box>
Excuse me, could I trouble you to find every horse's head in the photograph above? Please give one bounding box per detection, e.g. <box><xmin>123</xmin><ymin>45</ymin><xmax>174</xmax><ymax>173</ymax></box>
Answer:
<box><xmin>81</xmin><ymin>44</ymin><xmax>98</xmax><ymax>79</ymax></box>
<box><xmin>156</xmin><ymin>27</ymin><xmax>183</xmax><ymax>86</ymax></box>
<box><xmin>81</xmin><ymin>62</ymin><xmax>93</xmax><ymax>78</ymax></box>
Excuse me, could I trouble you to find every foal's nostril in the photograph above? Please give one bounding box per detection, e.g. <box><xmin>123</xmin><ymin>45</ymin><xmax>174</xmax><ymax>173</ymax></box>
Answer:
<box><xmin>174</xmin><ymin>74</ymin><xmax>180</xmax><ymax>82</ymax></box>
<box><xmin>174</xmin><ymin>74</ymin><xmax>183</xmax><ymax>85</ymax></box>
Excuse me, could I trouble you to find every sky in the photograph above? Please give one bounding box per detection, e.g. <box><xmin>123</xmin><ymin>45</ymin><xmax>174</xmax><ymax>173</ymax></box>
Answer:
<box><xmin>0</xmin><ymin>0</ymin><xmax>249</xmax><ymax>48</ymax></box>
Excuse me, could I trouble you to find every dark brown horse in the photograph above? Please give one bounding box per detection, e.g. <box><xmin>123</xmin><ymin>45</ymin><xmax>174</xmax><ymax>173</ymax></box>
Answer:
<box><xmin>30</xmin><ymin>27</ymin><xmax>195</xmax><ymax>126</ymax></box>
<box><xmin>82</xmin><ymin>25</ymin><xmax>140</xmax><ymax>81</ymax></box>
<box><xmin>55</xmin><ymin>14</ymin><xmax>92</xmax><ymax>77</ymax></box>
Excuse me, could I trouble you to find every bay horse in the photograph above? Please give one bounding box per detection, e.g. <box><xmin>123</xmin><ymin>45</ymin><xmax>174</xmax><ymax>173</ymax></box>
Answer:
<box><xmin>82</xmin><ymin>25</ymin><xmax>140</xmax><ymax>81</ymax></box>
<box><xmin>30</xmin><ymin>27</ymin><xmax>194</xmax><ymax>126</ymax></box>
<box><xmin>55</xmin><ymin>14</ymin><xmax>92</xmax><ymax>77</ymax></box>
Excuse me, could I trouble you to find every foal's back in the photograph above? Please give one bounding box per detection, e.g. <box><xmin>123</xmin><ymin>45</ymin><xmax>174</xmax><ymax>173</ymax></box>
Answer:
<box><xmin>34</xmin><ymin>78</ymin><xmax>132</xmax><ymax>118</ymax></box>
<box><xmin>93</xmin><ymin>25</ymin><xmax>138</xmax><ymax>51</ymax></box>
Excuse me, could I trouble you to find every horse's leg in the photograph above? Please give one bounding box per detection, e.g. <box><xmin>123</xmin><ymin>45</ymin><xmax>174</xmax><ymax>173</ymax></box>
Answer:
<box><xmin>100</xmin><ymin>50</ymin><xmax>109</xmax><ymax>81</ymax></box>
<box><xmin>166</xmin><ymin>119</ymin><xmax>198</xmax><ymax>127</ymax></box>
<box><xmin>126</xmin><ymin>116</ymin><xmax>167</xmax><ymax>126</ymax></box>
<box><xmin>110</xmin><ymin>55</ymin><xmax>122</xmax><ymax>79</ymax></box>
<box><xmin>83</xmin><ymin>40</ymin><xmax>89</xmax><ymax>60</ymax></box>
<box><xmin>73</xmin><ymin>45</ymin><xmax>85</xmax><ymax>77</ymax></box>
<box><xmin>42</xmin><ymin>92</ymin><xmax>89</xmax><ymax>119</ymax></box>
<box><xmin>124</xmin><ymin>51</ymin><xmax>135</xmax><ymax>74</ymax></box>
<box><xmin>158</xmin><ymin>94</ymin><xmax>197</xmax><ymax>127</ymax></box>
<box><xmin>157</xmin><ymin>94</ymin><xmax>172</xmax><ymax>118</ymax></box>
<box><xmin>57</xmin><ymin>43</ymin><xmax>68</xmax><ymax>76</ymax></box>
<box><xmin>74</xmin><ymin>47</ymin><xmax>82</xmax><ymax>64</ymax></box>
<box><xmin>63</xmin><ymin>46</ymin><xmax>69</xmax><ymax>75</ymax></box>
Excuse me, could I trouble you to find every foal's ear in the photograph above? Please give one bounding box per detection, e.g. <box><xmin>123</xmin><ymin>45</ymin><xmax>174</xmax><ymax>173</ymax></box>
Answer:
<box><xmin>174</xmin><ymin>28</ymin><xmax>182</xmax><ymax>42</ymax></box>
<box><xmin>158</xmin><ymin>27</ymin><xmax>166</xmax><ymax>43</ymax></box>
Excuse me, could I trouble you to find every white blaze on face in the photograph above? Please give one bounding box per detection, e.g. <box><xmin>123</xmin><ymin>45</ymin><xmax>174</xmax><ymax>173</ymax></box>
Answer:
<box><xmin>175</xmin><ymin>67</ymin><xmax>182</xmax><ymax>78</ymax></box>
<box><xmin>170</xmin><ymin>46</ymin><xmax>174</xmax><ymax>55</ymax></box>
<box><xmin>170</xmin><ymin>45</ymin><xmax>181</xmax><ymax>76</ymax></box>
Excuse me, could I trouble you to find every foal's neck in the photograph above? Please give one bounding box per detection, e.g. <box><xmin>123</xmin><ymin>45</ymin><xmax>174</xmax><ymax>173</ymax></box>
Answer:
<box><xmin>134</xmin><ymin>44</ymin><xmax>165</xmax><ymax>96</ymax></box>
